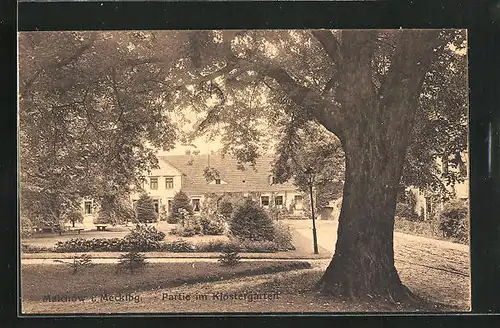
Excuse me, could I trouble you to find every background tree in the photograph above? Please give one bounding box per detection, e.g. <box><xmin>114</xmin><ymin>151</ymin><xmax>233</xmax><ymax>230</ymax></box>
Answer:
<box><xmin>97</xmin><ymin>193</ymin><xmax>136</xmax><ymax>225</ymax></box>
<box><xmin>18</xmin><ymin>31</ymin><xmax>183</xmax><ymax>227</ymax></box>
<box><xmin>65</xmin><ymin>211</ymin><xmax>84</xmax><ymax>228</ymax></box>
<box><xmin>218</xmin><ymin>198</ymin><xmax>234</xmax><ymax>219</ymax></box>
<box><xmin>134</xmin><ymin>194</ymin><xmax>157</xmax><ymax>223</ymax></box>
<box><xmin>273</xmin><ymin>121</ymin><xmax>345</xmax><ymax>217</ymax></box>
<box><xmin>169</xmin><ymin>191</ymin><xmax>194</xmax><ymax>223</ymax></box>
<box><xmin>172</xmin><ymin>29</ymin><xmax>467</xmax><ymax>302</ymax></box>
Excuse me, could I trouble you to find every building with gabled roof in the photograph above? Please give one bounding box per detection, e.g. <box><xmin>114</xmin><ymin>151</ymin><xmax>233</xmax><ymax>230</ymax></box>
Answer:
<box><xmin>131</xmin><ymin>152</ymin><xmax>307</xmax><ymax>217</ymax></box>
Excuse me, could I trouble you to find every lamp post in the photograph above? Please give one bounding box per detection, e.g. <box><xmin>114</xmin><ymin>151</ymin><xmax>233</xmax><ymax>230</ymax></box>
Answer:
<box><xmin>305</xmin><ymin>167</ymin><xmax>319</xmax><ymax>255</ymax></box>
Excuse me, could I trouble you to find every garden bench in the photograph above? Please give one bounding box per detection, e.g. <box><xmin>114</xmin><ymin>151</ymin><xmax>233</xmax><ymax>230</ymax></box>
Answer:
<box><xmin>41</xmin><ymin>226</ymin><xmax>64</xmax><ymax>235</ymax></box>
<box><xmin>95</xmin><ymin>224</ymin><xmax>108</xmax><ymax>231</ymax></box>
<box><xmin>70</xmin><ymin>227</ymin><xmax>84</xmax><ymax>234</ymax></box>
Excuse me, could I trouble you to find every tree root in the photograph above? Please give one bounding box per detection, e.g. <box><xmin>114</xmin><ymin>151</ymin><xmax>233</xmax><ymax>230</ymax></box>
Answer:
<box><xmin>314</xmin><ymin>275</ymin><xmax>430</xmax><ymax>308</ymax></box>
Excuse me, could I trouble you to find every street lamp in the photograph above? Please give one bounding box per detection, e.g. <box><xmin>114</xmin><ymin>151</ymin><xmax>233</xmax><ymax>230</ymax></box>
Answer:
<box><xmin>304</xmin><ymin>167</ymin><xmax>319</xmax><ymax>255</ymax></box>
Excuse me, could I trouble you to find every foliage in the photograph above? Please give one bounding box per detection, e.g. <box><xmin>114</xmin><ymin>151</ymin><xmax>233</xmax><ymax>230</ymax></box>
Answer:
<box><xmin>54</xmin><ymin>225</ymin><xmax>165</xmax><ymax>252</ymax></box>
<box><xmin>218</xmin><ymin>243</ymin><xmax>241</xmax><ymax>266</ymax></box>
<box><xmin>65</xmin><ymin>211</ymin><xmax>84</xmax><ymax>227</ymax></box>
<box><xmin>169</xmin><ymin>225</ymin><xmax>197</xmax><ymax>237</ymax></box>
<box><xmin>20</xmin><ymin>215</ymin><xmax>34</xmax><ymax>239</ymax></box>
<box><xmin>268</xmin><ymin>206</ymin><xmax>290</xmax><ymax>221</ymax></box>
<box><xmin>21</xmin><ymin>244</ymin><xmax>52</xmax><ymax>253</ymax></box>
<box><xmin>394</xmin><ymin>216</ymin><xmax>442</xmax><ymax>241</ymax></box>
<box><xmin>161</xmin><ymin>239</ymin><xmax>196</xmax><ymax>252</ymax></box>
<box><xmin>195</xmin><ymin>239</ymin><xmax>228</xmax><ymax>252</ymax></box>
<box><xmin>395</xmin><ymin>203</ymin><xmax>420</xmax><ymax>222</ymax></box>
<box><xmin>437</xmin><ymin>199</ymin><xmax>469</xmax><ymax>243</ymax></box>
<box><xmin>135</xmin><ymin>194</ymin><xmax>157</xmax><ymax>223</ymax></box>
<box><xmin>19</xmin><ymin>31</ymin><xmax>180</xmax><ymax>228</ymax></box>
<box><xmin>170</xmin><ymin>215</ymin><xmax>203</xmax><ymax>237</ymax></box>
<box><xmin>169</xmin><ymin>191</ymin><xmax>194</xmax><ymax>223</ymax></box>
<box><xmin>166</xmin><ymin>214</ymin><xmax>178</xmax><ymax>224</ymax></box>
<box><xmin>67</xmin><ymin>254</ymin><xmax>94</xmax><ymax>274</ymax></box>
<box><xmin>273</xmin><ymin>221</ymin><xmax>295</xmax><ymax>251</ymax></box>
<box><xmin>97</xmin><ymin>194</ymin><xmax>135</xmax><ymax>225</ymax></box>
<box><xmin>274</xmin><ymin>122</ymin><xmax>346</xmax><ymax>216</ymax></box>
<box><xmin>116</xmin><ymin>251</ymin><xmax>148</xmax><ymax>274</ymax></box>
<box><xmin>230</xmin><ymin>199</ymin><xmax>275</xmax><ymax>242</ymax></box>
<box><xmin>218</xmin><ymin>199</ymin><xmax>234</xmax><ymax>219</ymax></box>
<box><xmin>231</xmin><ymin>238</ymin><xmax>280</xmax><ymax>253</ymax></box>
<box><xmin>54</xmin><ymin>237</ymin><xmax>121</xmax><ymax>252</ymax></box>
<box><xmin>199</xmin><ymin>214</ymin><xmax>227</xmax><ymax>235</ymax></box>
<box><xmin>55</xmin><ymin>238</ymin><xmax>127</xmax><ymax>252</ymax></box>
<box><xmin>203</xmin><ymin>166</ymin><xmax>221</xmax><ymax>182</ymax></box>
<box><xmin>123</xmin><ymin>224</ymin><xmax>165</xmax><ymax>251</ymax></box>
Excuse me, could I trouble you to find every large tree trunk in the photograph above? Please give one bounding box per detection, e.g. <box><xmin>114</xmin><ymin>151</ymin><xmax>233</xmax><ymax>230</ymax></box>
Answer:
<box><xmin>316</xmin><ymin>126</ymin><xmax>413</xmax><ymax>301</ymax></box>
<box><xmin>313</xmin><ymin>30</ymin><xmax>442</xmax><ymax>302</ymax></box>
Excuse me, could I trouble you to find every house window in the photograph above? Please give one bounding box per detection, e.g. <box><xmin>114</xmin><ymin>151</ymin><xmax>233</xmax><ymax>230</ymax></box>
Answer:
<box><xmin>192</xmin><ymin>198</ymin><xmax>201</xmax><ymax>212</ymax></box>
<box><xmin>167</xmin><ymin>199</ymin><xmax>173</xmax><ymax>213</ymax></box>
<box><xmin>261</xmin><ymin>196</ymin><xmax>270</xmax><ymax>207</ymax></box>
<box><xmin>275</xmin><ymin>196</ymin><xmax>283</xmax><ymax>207</ymax></box>
<box><xmin>84</xmin><ymin>201</ymin><xmax>92</xmax><ymax>215</ymax></box>
<box><xmin>165</xmin><ymin>177</ymin><xmax>174</xmax><ymax>189</ymax></box>
<box><xmin>150</xmin><ymin>177</ymin><xmax>158</xmax><ymax>190</ymax></box>
<box><xmin>153</xmin><ymin>199</ymin><xmax>159</xmax><ymax>214</ymax></box>
<box><xmin>215</xmin><ymin>179</ymin><xmax>221</xmax><ymax>185</ymax></box>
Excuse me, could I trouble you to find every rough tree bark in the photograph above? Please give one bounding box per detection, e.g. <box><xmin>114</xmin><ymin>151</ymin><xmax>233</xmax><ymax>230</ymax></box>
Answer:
<box><xmin>314</xmin><ymin>30</ymin><xmax>444</xmax><ymax>302</ymax></box>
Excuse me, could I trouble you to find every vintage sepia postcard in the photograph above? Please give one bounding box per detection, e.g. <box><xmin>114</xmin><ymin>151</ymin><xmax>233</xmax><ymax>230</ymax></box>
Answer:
<box><xmin>18</xmin><ymin>29</ymin><xmax>470</xmax><ymax>314</ymax></box>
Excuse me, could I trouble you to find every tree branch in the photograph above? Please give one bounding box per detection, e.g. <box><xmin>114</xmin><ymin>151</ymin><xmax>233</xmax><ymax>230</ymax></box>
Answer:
<box><xmin>258</xmin><ymin>62</ymin><xmax>345</xmax><ymax>139</ymax></box>
<box><xmin>311</xmin><ymin>30</ymin><xmax>342</xmax><ymax>64</ymax></box>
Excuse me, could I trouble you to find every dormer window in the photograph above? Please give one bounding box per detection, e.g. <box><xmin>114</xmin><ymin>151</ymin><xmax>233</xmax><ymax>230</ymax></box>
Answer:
<box><xmin>209</xmin><ymin>178</ymin><xmax>226</xmax><ymax>185</ymax></box>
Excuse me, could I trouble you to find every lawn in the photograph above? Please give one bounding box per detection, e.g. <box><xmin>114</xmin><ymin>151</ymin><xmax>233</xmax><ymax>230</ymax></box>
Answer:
<box><xmin>21</xmin><ymin>261</ymin><xmax>311</xmax><ymax>304</ymax></box>
<box><xmin>21</xmin><ymin>260</ymin><xmax>468</xmax><ymax>313</ymax></box>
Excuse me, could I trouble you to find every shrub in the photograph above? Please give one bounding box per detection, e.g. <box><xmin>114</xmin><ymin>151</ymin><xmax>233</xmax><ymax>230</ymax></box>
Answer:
<box><xmin>116</xmin><ymin>251</ymin><xmax>147</xmax><ymax>274</ymax></box>
<box><xmin>169</xmin><ymin>225</ymin><xmax>197</xmax><ymax>237</ymax></box>
<box><xmin>169</xmin><ymin>191</ymin><xmax>193</xmax><ymax>222</ymax></box>
<box><xmin>20</xmin><ymin>216</ymin><xmax>34</xmax><ymax>239</ymax></box>
<box><xmin>21</xmin><ymin>244</ymin><xmax>52</xmax><ymax>253</ymax></box>
<box><xmin>126</xmin><ymin>224</ymin><xmax>165</xmax><ymax>241</ymax></box>
<box><xmin>54</xmin><ymin>238</ymin><xmax>127</xmax><ymax>252</ymax></box>
<box><xmin>166</xmin><ymin>215</ymin><xmax>178</xmax><ymax>224</ymax></box>
<box><xmin>196</xmin><ymin>239</ymin><xmax>228</xmax><ymax>252</ymax></box>
<box><xmin>395</xmin><ymin>202</ymin><xmax>421</xmax><ymax>221</ymax></box>
<box><xmin>135</xmin><ymin>194</ymin><xmax>158</xmax><ymax>223</ymax></box>
<box><xmin>273</xmin><ymin>221</ymin><xmax>295</xmax><ymax>251</ymax></box>
<box><xmin>200</xmin><ymin>214</ymin><xmax>226</xmax><ymax>235</ymax></box>
<box><xmin>68</xmin><ymin>254</ymin><xmax>94</xmax><ymax>274</ymax></box>
<box><xmin>218</xmin><ymin>199</ymin><xmax>234</xmax><ymax>219</ymax></box>
<box><xmin>230</xmin><ymin>199</ymin><xmax>275</xmax><ymax>242</ymax></box>
<box><xmin>162</xmin><ymin>239</ymin><xmax>196</xmax><ymax>252</ymax></box>
<box><xmin>234</xmin><ymin>238</ymin><xmax>280</xmax><ymax>253</ymax></box>
<box><xmin>438</xmin><ymin>199</ymin><xmax>469</xmax><ymax>243</ymax></box>
<box><xmin>170</xmin><ymin>216</ymin><xmax>203</xmax><ymax>237</ymax></box>
<box><xmin>65</xmin><ymin>211</ymin><xmax>84</xmax><ymax>228</ymax></box>
<box><xmin>218</xmin><ymin>243</ymin><xmax>241</xmax><ymax>266</ymax></box>
<box><xmin>123</xmin><ymin>224</ymin><xmax>165</xmax><ymax>251</ymax></box>
<box><xmin>53</xmin><ymin>225</ymin><xmax>166</xmax><ymax>252</ymax></box>
<box><xmin>158</xmin><ymin>211</ymin><xmax>168</xmax><ymax>221</ymax></box>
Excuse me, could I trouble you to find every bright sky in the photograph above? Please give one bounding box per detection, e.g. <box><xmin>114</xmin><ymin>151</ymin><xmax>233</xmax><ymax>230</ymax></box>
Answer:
<box><xmin>158</xmin><ymin>136</ymin><xmax>223</xmax><ymax>156</ymax></box>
